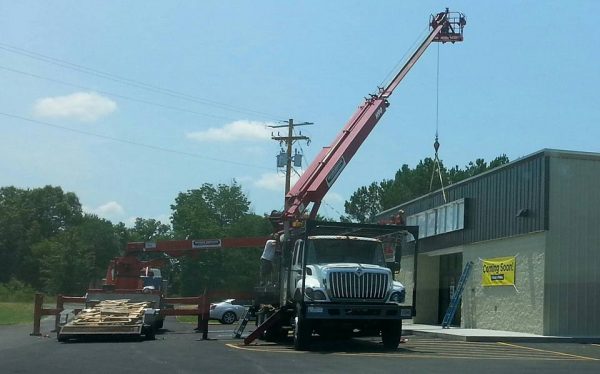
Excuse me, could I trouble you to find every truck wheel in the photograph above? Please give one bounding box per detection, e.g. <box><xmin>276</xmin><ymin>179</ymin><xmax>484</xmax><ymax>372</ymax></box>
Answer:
<box><xmin>220</xmin><ymin>311</ymin><xmax>237</xmax><ymax>324</ymax></box>
<box><xmin>264</xmin><ymin>324</ymin><xmax>289</xmax><ymax>342</ymax></box>
<box><xmin>144</xmin><ymin>326</ymin><xmax>156</xmax><ymax>340</ymax></box>
<box><xmin>381</xmin><ymin>320</ymin><xmax>402</xmax><ymax>350</ymax></box>
<box><xmin>155</xmin><ymin>319</ymin><xmax>164</xmax><ymax>330</ymax></box>
<box><xmin>57</xmin><ymin>333</ymin><xmax>69</xmax><ymax>343</ymax></box>
<box><xmin>293</xmin><ymin>305</ymin><xmax>312</xmax><ymax>350</ymax></box>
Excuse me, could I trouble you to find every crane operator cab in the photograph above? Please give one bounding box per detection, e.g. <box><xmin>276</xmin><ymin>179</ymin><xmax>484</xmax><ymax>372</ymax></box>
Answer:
<box><xmin>140</xmin><ymin>267</ymin><xmax>164</xmax><ymax>292</ymax></box>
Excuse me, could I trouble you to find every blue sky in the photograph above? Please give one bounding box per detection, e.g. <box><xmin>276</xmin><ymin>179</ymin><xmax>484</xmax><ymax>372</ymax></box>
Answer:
<box><xmin>1</xmin><ymin>1</ymin><xmax>598</xmax><ymax>225</ymax></box>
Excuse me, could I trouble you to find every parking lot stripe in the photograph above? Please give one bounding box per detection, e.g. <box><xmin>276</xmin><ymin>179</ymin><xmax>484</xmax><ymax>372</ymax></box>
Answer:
<box><xmin>226</xmin><ymin>342</ymin><xmax>589</xmax><ymax>360</ymax></box>
<box><xmin>226</xmin><ymin>343</ymin><xmax>305</xmax><ymax>354</ymax></box>
<box><xmin>338</xmin><ymin>352</ymin><xmax>582</xmax><ymax>361</ymax></box>
<box><xmin>497</xmin><ymin>342</ymin><xmax>600</xmax><ymax>361</ymax></box>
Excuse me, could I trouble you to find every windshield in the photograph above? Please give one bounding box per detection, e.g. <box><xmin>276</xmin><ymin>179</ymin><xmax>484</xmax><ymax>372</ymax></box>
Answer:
<box><xmin>306</xmin><ymin>238</ymin><xmax>386</xmax><ymax>266</ymax></box>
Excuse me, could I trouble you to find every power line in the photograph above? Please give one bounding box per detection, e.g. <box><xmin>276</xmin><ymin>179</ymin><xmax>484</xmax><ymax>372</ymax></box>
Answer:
<box><xmin>0</xmin><ymin>42</ymin><xmax>287</xmax><ymax>121</ymax></box>
<box><xmin>379</xmin><ymin>25</ymin><xmax>429</xmax><ymax>89</ymax></box>
<box><xmin>0</xmin><ymin>111</ymin><xmax>272</xmax><ymax>170</ymax></box>
<box><xmin>0</xmin><ymin>65</ymin><xmax>244</xmax><ymax>122</ymax></box>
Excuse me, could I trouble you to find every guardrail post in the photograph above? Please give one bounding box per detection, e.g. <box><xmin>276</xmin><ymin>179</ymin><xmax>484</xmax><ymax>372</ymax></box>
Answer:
<box><xmin>202</xmin><ymin>295</ymin><xmax>209</xmax><ymax>340</ymax></box>
<box><xmin>196</xmin><ymin>297</ymin><xmax>202</xmax><ymax>332</ymax></box>
<box><xmin>30</xmin><ymin>293</ymin><xmax>43</xmax><ymax>336</ymax></box>
<box><xmin>53</xmin><ymin>294</ymin><xmax>64</xmax><ymax>332</ymax></box>
<box><xmin>196</xmin><ymin>295</ymin><xmax>209</xmax><ymax>340</ymax></box>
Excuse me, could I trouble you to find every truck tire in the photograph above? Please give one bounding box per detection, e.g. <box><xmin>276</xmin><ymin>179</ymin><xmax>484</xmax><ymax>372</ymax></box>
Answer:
<box><xmin>264</xmin><ymin>326</ymin><xmax>288</xmax><ymax>342</ymax></box>
<box><xmin>293</xmin><ymin>304</ymin><xmax>312</xmax><ymax>350</ymax></box>
<box><xmin>381</xmin><ymin>320</ymin><xmax>402</xmax><ymax>350</ymax></box>
<box><xmin>263</xmin><ymin>315</ymin><xmax>288</xmax><ymax>342</ymax></box>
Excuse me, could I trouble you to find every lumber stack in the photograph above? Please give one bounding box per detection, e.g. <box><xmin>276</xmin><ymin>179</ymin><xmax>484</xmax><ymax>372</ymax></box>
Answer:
<box><xmin>70</xmin><ymin>299</ymin><xmax>150</xmax><ymax>326</ymax></box>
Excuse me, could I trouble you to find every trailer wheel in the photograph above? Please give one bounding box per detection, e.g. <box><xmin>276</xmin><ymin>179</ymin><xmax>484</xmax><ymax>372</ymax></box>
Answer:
<box><xmin>57</xmin><ymin>333</ymin><xmax>69</xmax><ymax>343</ymax></box>
<box><xmin>381</xmin><ymin>320</ymin><xmax>402</xmax><ymax>350</ymax></box>
<box><xmin>293</xmin><ymin>304</ymin><xmax>312</xmax><ymax>351</ymax></box>
<box><xmin>144</xmin><ymin>326</ymin><xmax>156</xmax><ymax>340</ymax></box>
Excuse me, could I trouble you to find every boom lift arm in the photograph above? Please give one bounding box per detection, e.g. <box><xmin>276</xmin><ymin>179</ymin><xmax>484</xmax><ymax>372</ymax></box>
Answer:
<box><xmin>104</xmin><ymin>236</ymin><xmax>269</xmax><ymax>289</ymax></box>
<box><xmin>284</xmin><ymin>9</ymin><xmax>465</xmax><ymax>221</ymax></box>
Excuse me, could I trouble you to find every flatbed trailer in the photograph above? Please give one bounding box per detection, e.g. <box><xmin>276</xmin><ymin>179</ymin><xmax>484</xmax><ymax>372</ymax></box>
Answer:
<box><xmin>57</xmin><ymin>294</ymin><xmax>162</xmax><ymax>342</ymax></box>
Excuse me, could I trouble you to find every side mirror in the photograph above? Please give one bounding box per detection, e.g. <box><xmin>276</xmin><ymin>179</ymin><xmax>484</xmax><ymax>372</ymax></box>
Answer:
<box><xmin>388</xmin><ymin>261</ymin><xmax>401</xmax><ymax>274</ymax></box>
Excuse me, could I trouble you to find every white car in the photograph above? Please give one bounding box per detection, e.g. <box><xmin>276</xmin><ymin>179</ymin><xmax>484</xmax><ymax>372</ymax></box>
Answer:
<box><xmin>209</xmin><ymin>299</ymin><xmax>251</xmax><ymax>324</ymax></box>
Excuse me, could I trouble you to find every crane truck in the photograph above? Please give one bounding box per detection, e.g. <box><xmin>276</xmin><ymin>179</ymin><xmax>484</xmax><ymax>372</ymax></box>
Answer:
<box><xmin>57</xmin><ymin>237</ymin><xmax>267</xmax><ymax>341</ymax></box>
<box><xmin>246</xmin><ymin>9</ymin><xmax>466</xmax><ymax>350</ymax></box>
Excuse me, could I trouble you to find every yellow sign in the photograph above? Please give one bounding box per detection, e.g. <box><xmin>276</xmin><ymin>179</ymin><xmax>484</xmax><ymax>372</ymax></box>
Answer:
<box><xmin>482</xmin><ymin>257</ymin><xmax>516</xmax><ymax>286</ymax></box>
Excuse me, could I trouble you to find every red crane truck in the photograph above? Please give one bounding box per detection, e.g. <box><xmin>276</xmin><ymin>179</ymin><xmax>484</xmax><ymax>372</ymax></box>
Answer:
<box><xmin>247</xmin><ymin>9</ymin><xmax>466</xmax><ymax>350</ymax></box>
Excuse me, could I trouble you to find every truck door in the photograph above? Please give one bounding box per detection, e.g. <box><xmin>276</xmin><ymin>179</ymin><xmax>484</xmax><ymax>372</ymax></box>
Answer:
<box><xmin>289</xmin><ymin>239</ymin><xmax>304</xmax><ymax>301</ymax></box>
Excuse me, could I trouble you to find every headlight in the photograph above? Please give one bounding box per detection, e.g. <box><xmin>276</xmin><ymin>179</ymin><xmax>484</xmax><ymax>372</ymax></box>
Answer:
<box><xmin>305</xmin><ymin>288</ymin><xmax>314</xmax><ymax>300</ymax></box>
<box><xmin>305</xmin><ymin>288</ymin><xmax>327</xmax><ymax>301</ymax></box>
<box><xmin>389</xmin><ymin>289</ymin><xmax>406</xmax><ymax>303</ymax></box>
<box><xmin>312</xmin><ymin>290</ymin><xmax>327</xmax><ymax>301</ymax></box>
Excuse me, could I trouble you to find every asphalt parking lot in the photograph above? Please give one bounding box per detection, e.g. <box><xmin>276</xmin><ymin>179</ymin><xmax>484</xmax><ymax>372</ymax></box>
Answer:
<box><xmin>1</xmin><ymin>318</ymin><xmax>599</xmax><ymax>374</ymax></box>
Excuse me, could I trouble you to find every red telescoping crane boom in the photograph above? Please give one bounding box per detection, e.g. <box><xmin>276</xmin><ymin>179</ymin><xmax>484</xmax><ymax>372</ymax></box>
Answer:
<box><xmin>104</xmin><ymin>237</ymin><xmax>269</xmax><ymax>289</ymax></box>
<box><xmin>284</xmin><ymin>9</ymin><xmax>465</xmax><ymax>220</ymax></box>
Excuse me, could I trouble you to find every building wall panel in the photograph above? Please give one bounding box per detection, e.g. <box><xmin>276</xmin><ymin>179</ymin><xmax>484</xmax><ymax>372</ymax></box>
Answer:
<box><xmin>378</xmin><ymin>153</ymin><xmax>547</xmax><ymax>253</ymax></box>
<box><xmin>545</xmin><ymin>155</ymin><xmax>600</xmax><ymax>336</ymax></box>
<box><xmin>462</xmin><ymin>232</ymin><xmax>546</xmax><ymax>334</ymax></box>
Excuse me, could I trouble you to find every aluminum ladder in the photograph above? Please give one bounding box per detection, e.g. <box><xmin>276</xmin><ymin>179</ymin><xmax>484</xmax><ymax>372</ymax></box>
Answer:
<box><xmin>441</xmin><ymin>260</ymin><xmax>473</xmax><ymax>328</ymax></box>
<box><xmin>233</xmin><ymin>308</ymin><xmax>252</xmax><ymax>338</ymax></box>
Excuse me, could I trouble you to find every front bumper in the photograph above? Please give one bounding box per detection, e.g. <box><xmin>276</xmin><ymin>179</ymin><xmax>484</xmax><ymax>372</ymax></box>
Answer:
<box><xmin>304</xmin><ymin>302</ymin><xmax>413</xmax><ymax>320</ymax></box>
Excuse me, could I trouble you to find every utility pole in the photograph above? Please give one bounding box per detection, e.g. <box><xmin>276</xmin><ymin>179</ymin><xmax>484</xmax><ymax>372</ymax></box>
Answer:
<box><xmin>271</xmin><ymin>119</ymin><xmax>312</xmax><ymax>306</ymax></box>
<box><xmin>270</xmin><ymin>118</ymin><xmax>312</xmax><ymax>198</ymax></box>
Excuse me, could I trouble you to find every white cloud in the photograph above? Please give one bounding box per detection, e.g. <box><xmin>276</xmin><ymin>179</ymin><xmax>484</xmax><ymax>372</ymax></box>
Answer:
<box><xmin>254</xmin><ymin>172</ymin><xmax>284</xmax><ymax>191</ymax></box>
<box><xmin>254</xmin><ymin>172</ymin><xmax>300</xmax><ymax>192</ymax></box>
<box><xmin>324</xmin><ymin>192</ymin><xmax>344</xmax><ymax>204</ymax></box>
<box><xmin>33</xmin><ymin>92</ymin><xmax>117</xmax><ymax>122</ymax></box>
<box><xmin>84</xmin><ymin>201</ymin><xmax>125</xmax><ymax>220</ymax></box>
<box><xmin>186</xmin><ymin>120</ymin><xmax>273</xmax><ymax>143</ymax></box>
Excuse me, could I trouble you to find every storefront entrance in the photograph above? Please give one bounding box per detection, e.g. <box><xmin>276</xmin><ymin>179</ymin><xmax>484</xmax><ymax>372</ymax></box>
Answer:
<box><xmin>438</xmin><ymin>252</ymin><xmax>463</xmax><ymax>326</ymax></box>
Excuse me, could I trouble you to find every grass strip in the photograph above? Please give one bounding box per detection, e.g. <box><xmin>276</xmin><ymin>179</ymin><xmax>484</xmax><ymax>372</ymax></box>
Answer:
<box><xmin>0</xmin><ymin>302</ymin><xmax>34</xmax><ymax>325</ymax></box>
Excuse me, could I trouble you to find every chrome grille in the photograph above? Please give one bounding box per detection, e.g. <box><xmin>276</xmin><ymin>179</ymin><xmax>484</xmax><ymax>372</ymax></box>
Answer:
<box><xmin>328</xmin><ymin>271</ymin><xmax>388</xmax><ymax>300</ymax></box>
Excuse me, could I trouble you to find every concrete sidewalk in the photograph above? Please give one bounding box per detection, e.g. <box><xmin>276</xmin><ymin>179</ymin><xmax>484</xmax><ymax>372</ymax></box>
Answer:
<box><xmin>403</xmin><ymin>322</ymin><xmax>600</xmax><ymax>343</ymax></box>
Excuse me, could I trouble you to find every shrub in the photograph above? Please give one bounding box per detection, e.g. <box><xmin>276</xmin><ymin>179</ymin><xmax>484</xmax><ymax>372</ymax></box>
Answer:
<box><xmin>0</xmin><ymin>279</ymin><xmax>36</xmax><ymax>302</ymax></box>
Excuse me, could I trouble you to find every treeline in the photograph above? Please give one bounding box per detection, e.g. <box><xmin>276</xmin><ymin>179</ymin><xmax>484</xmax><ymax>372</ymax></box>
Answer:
<box><xmin>1</xmin><ymin>156</ymin><xmax>509</xmax><ymax>297</ymax></box>
<box><xmin>0</xmin><ymin>183</ymin><xmax>271</xmax><ymax>297</ymax></box>
<box><xmin>343</xmin><ymin>155</ymin><xmax>509</xmax><ymax>222</ymax></box>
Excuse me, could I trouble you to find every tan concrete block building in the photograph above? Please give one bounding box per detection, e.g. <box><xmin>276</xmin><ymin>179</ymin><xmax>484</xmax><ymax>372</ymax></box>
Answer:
<box><xmin>377</xmin><ymin>149</ymin><xmax>600</xmax><ymax>337</ymax></box>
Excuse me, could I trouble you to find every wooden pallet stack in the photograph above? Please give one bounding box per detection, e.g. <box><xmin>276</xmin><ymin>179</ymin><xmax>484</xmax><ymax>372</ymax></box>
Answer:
<box><xmin>70</xmin><ymin>299</ymin><xmax>151</xmax><ymax>326</ymax></box>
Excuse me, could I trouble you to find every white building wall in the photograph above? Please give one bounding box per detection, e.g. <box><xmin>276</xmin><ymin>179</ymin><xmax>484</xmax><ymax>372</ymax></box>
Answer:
<box><xmin>397</xmin><ymin>254</ymin><xmax>440</xmax><ymax>324</ymax></box>
<box><xmin>462</xmin><ymin>232</ymin><xmax>546</xmax><ymax>334</ymax></box>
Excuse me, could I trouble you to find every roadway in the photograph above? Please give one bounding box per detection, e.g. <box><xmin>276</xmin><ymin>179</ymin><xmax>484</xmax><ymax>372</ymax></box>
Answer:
<box><xmin>1</xmin><ymin>317</ymin><xmax>599</xmax><ymax>374</ymax></box>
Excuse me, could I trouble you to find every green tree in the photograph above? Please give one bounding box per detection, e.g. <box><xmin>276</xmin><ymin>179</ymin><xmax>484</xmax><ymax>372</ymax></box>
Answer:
<box><xmin>30</xmin><ymin>214</ymin><xmax>122</xmax><ymax>295</ymax></box>
<box><xmin>170</xmin><ymin>181</ymin><xmax>263</xmax><ymax>296</ymax></box>
<box><xmin>344</xmin><ymin>182</ymin><xmax>385</xmax><ymax>223</ymax></box>
<box><xmin>32</xmin><ymin>231</ymin><xmax>93</xmax><ymax>295</ymax></box>
<box><xmin>344</xmin><ymin>155</ymin><xmax>509</xmax><ymax>222</ymax></box>
<box><xmin>0</xmin><ymin>185</ymin><xmax>83</xmax><ymax>286</ymax></box>
<box><xmin>128</xmin><ymin>218</ymin><xmax>173</xmax><ymax>242</ymax></box>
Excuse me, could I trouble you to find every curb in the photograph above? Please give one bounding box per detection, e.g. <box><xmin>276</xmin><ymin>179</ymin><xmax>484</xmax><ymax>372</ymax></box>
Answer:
<box><xmin>403</xmin><ymin>328</ymin><xmax>600</xmax><ymax>343</ymax></box>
